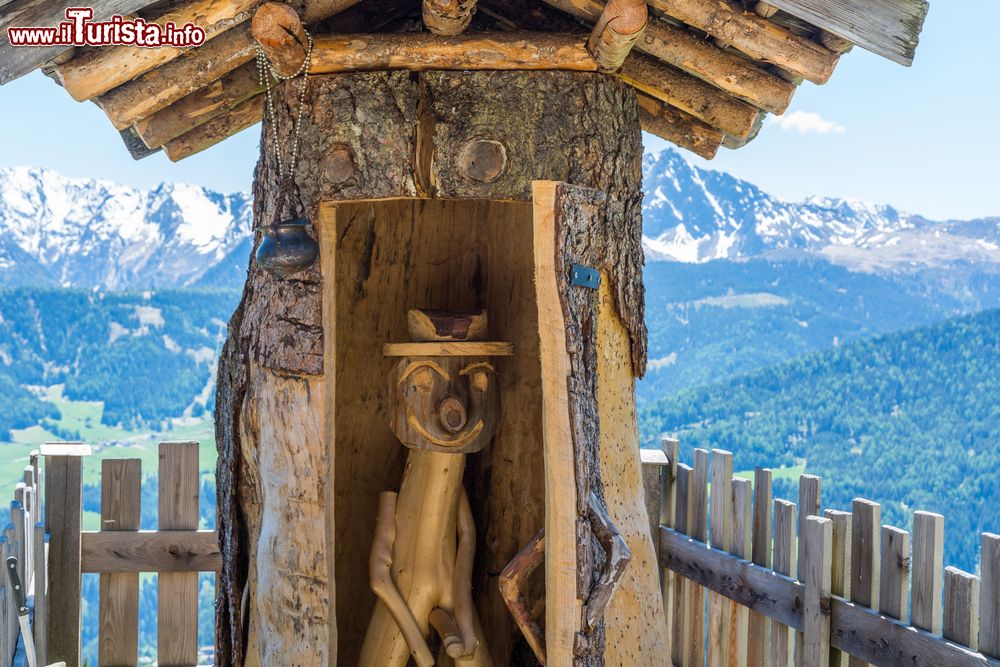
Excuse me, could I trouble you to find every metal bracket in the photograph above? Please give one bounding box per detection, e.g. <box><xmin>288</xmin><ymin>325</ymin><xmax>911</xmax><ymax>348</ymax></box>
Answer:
<box><xmin>570</xmin><ymin>264</ymin><xmax>600</xmax><ymax>290</ymax></box>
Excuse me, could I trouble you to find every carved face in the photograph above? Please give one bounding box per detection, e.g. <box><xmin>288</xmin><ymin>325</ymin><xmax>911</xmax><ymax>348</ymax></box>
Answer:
<box><xmin>389</xmin><ymin>355</ymin><xmax>500</xmax><ymax>454</ymax></box>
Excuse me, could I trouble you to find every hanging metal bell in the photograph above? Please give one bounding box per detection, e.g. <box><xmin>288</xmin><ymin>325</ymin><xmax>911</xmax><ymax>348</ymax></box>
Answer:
<box><xmin>255</xmin><ymin>217</ymin><xmax>319</xmax><ymax>277</ymax></box>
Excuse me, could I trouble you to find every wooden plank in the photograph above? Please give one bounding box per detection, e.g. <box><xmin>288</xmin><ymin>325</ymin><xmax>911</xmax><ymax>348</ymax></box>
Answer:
<box><xmin>157</xmin><ymin>442</ymin><xmax>200</xmax><ymax>667</ymax></box>
<box><xmin>802</xmin><ymin>516</ymin><xmax>832</xmax><ymax>666</ymax></box>
<box><xmin>688</xmin><ymin>448</ymin><xmax>710</xmax><ymax>666</ymax></box>
<box><xmin>944</xmin><ymin>566</ymin><xmax>980</xmax><ymax>650</ymax></box>
<box><xmin>981</xmin><ymin>533</ymin><xmax>1000</xmax><ymax>658</ymax></box>
<box><xmin>531</xmin><ymin>181</ymin><xmax>581</xmax><ymax>666</ymax></box>
<box><xmin>82</xmin><ymin>531</ymin><xmax>222</xmax><ymax>573</ymax></box>
<box><xmin>672</xmin><ymin>463</ymin><xmax>691</xmax><ymax>667</ymax></box>
<box><xmin>879</xmin><ymin>526</ymin><xmax>910</xmax><ymax>621</ymax></box>
<box><xmin>747</xmin><ymin>467</ymin><xmax>772</xmax><ymax>667</ymax></box>
<box><xmin>44</xmin><ymin>455</ymin><xmax>83</xmax><ymax>667</ymax></box>
<box><xmin>825</xmin><ymin>509</ymin><xmax>852</xmax><ymax>667</ymax></box>
<box><xmin>659</xmin><ymin>525</ymin><xmax>1000</xmax><ymax>667</ymax></box>
<box><xmin>770</xmin><ymin>499</ymin><xmax>796</xmax><ymax>667</ymax></box>
<box><xmin>99</xmin><ymin>458</ymin><xmax>141</xmax><ymax>667</ymax></box>
<box><xmin>849</xmin><ymin>498</ymin><xmax>881</xmax><ymax>667</ymax></box>
<box><xmin>661</xmin><ymin>526</ymin><xmax>803</xmax><ymax>632</ymax></box>
<box><xmin>0</xmin><ymin>534</ymin><xmax>8</xmax><ymax>667</ymax></box>
<box><xmin>641</xmin><ymin>447</ymin><xmax>668</xmax><ymax>557</ymax></box>
<box><xmin>0</xmin><ymin>0</ymin><xmax>155</xmax><ymax>85</ymax></box>
<box><xmin>759</xmin><ymin>0</ymin><xmax>929</xmax><ymax>66</ymax></box>
<box><xmin>911</xmin><ymin>511</ymin><xmax>944</xmax><ymax>634</ymax></box>
<box><xmin>708</xmin><ymin>449</ymin><xmax>734</xmax><ymax>667</ymax></box>
<box><xmin>647</xmin><ymin>0</ymin><xmax>839</xmax><ymax>83</ymax></box>
<box><xmin>33</xmin><ymin>524</ymin><xmax>46</xmax><ymax>667</ymax></box>
<box><xmin>728</xmin><ymin>478</ymin><xmax>751</xmax><ymax>667</ymax></box>
<box><xmin>797</xmin><ymin>474</ymin><xmax>821</xmax><ymax>663</ymax></box>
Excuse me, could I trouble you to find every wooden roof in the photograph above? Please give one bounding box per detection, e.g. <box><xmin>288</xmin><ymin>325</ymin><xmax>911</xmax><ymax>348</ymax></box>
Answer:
<box><xmin>0</xmin><ymin>0</ymin><xmax>929</xmax><ymax>161</ymax></box>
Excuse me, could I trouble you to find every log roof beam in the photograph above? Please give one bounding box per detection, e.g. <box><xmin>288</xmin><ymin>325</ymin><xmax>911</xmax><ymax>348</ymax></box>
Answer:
<box><xmin>542</xmin><ymin>0</ymin><xmax>795</xmax><ymax>113</ymax></box>
<box><xmin>423</xmin><ymin>0</ymin><xmax>477</xmax><ymax>36</ymax></box>
<box><xmin>647</xmin><ymin>0</ymin><xmax>839</xmax><ymax>84</ymax></box>
<box><xmin>587</xmin><ymin>0</ymin><xmax>647</xmax><ymax>73</ymax></box>
<box><xmin>637</xmin><ymin>92</ymin><xmax>724</xmax><ymax>160</ymax></box>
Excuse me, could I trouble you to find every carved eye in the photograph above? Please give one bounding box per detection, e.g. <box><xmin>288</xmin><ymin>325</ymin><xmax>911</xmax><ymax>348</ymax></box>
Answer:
<box><xmin>399</xmin><ymin>361</ymin><xmax>449</xmax><ymax>392</ymax></box>
<box><xmin>460</xmin><ymin>362</ymin><xmax>494</xmax><ymax>393</ymax></box>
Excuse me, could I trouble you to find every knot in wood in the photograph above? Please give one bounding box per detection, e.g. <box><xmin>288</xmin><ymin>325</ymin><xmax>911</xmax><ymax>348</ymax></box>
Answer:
<box><xmin>459</xmin><ymin>139</ymin><xmax>508</xmax><ymax>183</ymax></box>
<box><xmin>438</xmin><ymin>396</ymin><xmax>468</xmax><ymax>433</ymax></box>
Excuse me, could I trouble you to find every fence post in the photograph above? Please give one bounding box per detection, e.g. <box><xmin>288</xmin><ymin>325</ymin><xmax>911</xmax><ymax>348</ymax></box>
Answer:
<box><xmin>158</xmin><ymin>441</ymin><xmax>201</xmax><ymax>666</ymax></box>
<box><xmin>911</xmin><ymin>511</ymin><xmax>944</xmax><ymax>634</ymax></box>
<box><xmin>796</xmin><ymin>474</ymin><xmax>821</xmax><ymax>664</ymax></box>
<box><xmin>729</xmin><ymin>477</ymin><xmax>752</xmax><ymax>667</ymax></box>
<box><xmin>802</xmin><ymin>515</ymin><xmax>832</xmax><ymax>667</ymax></box>
<box><xmin>687</xmin><ymin>449</ymin><xmax>710</xmax><ymax>667</ymax></box>
<box><xmin>849</xmin><ymin>499</ymin><xmax>880</xmax><ymax>667</ymax></box>
<box><xmin>747</xmin><ymin>468</ymin><xmax>772</xmax><ymax>667</ymax></box>
<box><xmin>770</xmin><ymin>499</ymin><xmax>796</xmax><ymax>667</ymax></box>
<box><xmin>943</xmin><ymin>566</ymin><xmax>979</xmax><ymax>650</ymax></box>
<box><xmin>707</xmin><ymin>449</ymin><xmax>733</xmax><ymax>667</ymax></box>
<box><xmin>34</xmin><ymin>523</ymin><xmax>47</xmax><ymax>667</ymax></box>
<box><xmin>672</xmin><ymin>463</ymin><xmax>691</xmax><ymax>667</ymax></box>
<box><xmin>100</xmin><ymin>458</ymin><xmax>142</xmax><ymax>667</ymax></box>
<box><xmin>43</xmin><ymin>443</ymin><xmax>89</xmax><ymax>667</ymax></box>
<box><xmin>824</xmin><ymin>509</ymin><xmax>852</xmax><ymax>667</ymax></box>
<box><xmin>980</xmin><ymin>533</ymin><xmax>1000</xmax><ymax>658</ymax></box>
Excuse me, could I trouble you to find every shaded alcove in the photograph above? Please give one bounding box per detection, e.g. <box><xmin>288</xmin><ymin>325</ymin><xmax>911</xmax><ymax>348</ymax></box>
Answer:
<box><xmin>319</xmin><ymin>198</ymin><xmax>547</xmax><ymax>665</ymax></box>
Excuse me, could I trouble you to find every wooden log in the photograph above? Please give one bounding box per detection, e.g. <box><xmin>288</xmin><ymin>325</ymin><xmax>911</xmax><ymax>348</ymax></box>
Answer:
<box><xmin>253</xmin><ymin>2</ymin><xmax>310</xmax><ymax>78</ymax></box>
<box><xmin>163</xmin><ymin>94</ymin><xmax>262</xmax><ymax>161</ymax></box>
<box><xmin>44</xmin><ymin>455</ymin><xmax>83</xmax><ymax>667</ymax></box>
<box><xmin>636</xmin><ymin>93</ymin><xmax>724</xmax><ymax>160</ymax></box>
<box><xmin>911</xmin><ymin>511</ymin><xmax>944</xmax><ymax>634</ymax></box>
<box><xmin>99</xmin><ymin>459</ymin><xmax>141</xmax><ymax>667</ymax></box>
<box><xmin>54</xmin><ymin>0</ymin><xmax>264</xmax><ymax>101</ymax></box>
<box><xmin>619</xmin><ymin>53</ymin><xmax>760</xmax><ymax>138</ymax></box>
<box><xmin>754</xmin><ymin>1</ymin><xmax>778</xmax><ymax>18</ymax></box>
<box><xmin>158</xmin><ymin>442</ymin><xmax>200</xmax><ymax>667</ymax></box>
<box><xmin>747</xmin><ymin>468</ymin><xmax>772</xmax><ymax>667</ymax></box>
<box><xmin>849</xmin><ymin>498</ymin><xmax>881</xmax><ymax>667</ymax></box>
<box><xmin>982</xmin><ymin>533</ymin><xmax>1000</xmax><ymax>658</ymax></box>
<box><xmin>825</xmin><ymin>509</ymin><xmax>852</xmax><ymax>667</ymax></box>
<box><xmin>542</xmin><ymin>0</ymin><xmax>795</xmax><ymax>113</ymax></box>
<box><xmin>944</xmin><ymin>567</ymin><xmax>980</xmax><ymax>650</ymax></box>
<box><xmin>647</xmin><ymin>0</ymin><xmax>839</xmax><ymax>84</ymax></box>
<box><xmin>758</xmin><ymin>0</ymin><xmax>929</xmax><ymax>66</ymax></box>
<box><xmin>707</xmin><ymin>450</ymin><xmax>733</xmax><ymax>667</ymax></box>
<box><xmin>133</xmin><ymin>60</ymin><xmax>263</xmax><ymax>149</ymax></box>
<box><xmin>879</xmin><ymin>526</ymin><xmax>910</xmax><ymax>621</ymax></box>
<box><xmin>306</xmin><ymin>32</ymin><xmax>598</xmax><ymax>73</ymax></box>
<box><xmin>0</xmin><ymin>0</ymin><xmax>153</xmax><ymax>85</ymax></box>
<box><xmin>98</xmin><ymin>25</ymin><xmax>256</xmax><ymax>129</ymax></box>
<box><xmin>688</xmin><ymin>448</ymin><xmax>709</xmax><ymax>666</ymax></box>
<box><xmin>423</xmin><ymin>0</ymin><xmax>477</xmax><ymax>35</ymax></box>
<box><xmin>587</xmin><ymin>0</ymin><xmax>647</xmax><ymax>73</ymax></box>
<box><xmin>729</xmin><ymin>477</ymin><xmax>752</xmax><ymax>667</ymax></box>
<box><xmin>672</xmin><ymin>463</ymin><xmax>691</xmax><ymax>667</ymax></box>
<box><xmin>820</xmin><ymin>31</ymin><xmax>854</xmax><ymax>54</ymax></box>
<box><xmin>770</xmin><ymin>499</ymin><xmax>796</xmax><ymax>667</ymax></box>
<box><xmin>801</xmin><ymin>516</ymin><xmax>832</xmax><ymax>667</ymax></box>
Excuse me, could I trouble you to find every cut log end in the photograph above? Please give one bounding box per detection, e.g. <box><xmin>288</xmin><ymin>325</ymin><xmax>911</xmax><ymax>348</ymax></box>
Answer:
<box><xmin>252</xmin><ymin>2</ymin><xmax>309</xmax><ymax>78</ymax></box>
<box><xmin>587</xmin><ymin>0</ymin><xmax>648</xmax><ymax>73</ymax></box>
<box><xmin>423</xmin><ymin>0</ymin><xmax>478</xmax><ymax>36</ymax></box>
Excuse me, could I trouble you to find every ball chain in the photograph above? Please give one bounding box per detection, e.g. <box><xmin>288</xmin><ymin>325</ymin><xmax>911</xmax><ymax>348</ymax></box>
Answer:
<box><xmin>255</xmin><ymin>30</ymin><xmax>314</xmax><ymax>182</ymax></box>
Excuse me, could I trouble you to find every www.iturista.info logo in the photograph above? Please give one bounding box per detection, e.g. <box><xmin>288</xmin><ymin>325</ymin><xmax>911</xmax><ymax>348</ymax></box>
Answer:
<box><xmin>7</xmin><ymin>7</ymin><xmax>206</xmax><ymax>48</ymax></box>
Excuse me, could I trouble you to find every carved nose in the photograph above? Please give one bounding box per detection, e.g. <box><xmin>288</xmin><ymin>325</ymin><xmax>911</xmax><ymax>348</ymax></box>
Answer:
<box><xmin>438</xmin><ymin>397</ymin><xmax>467</xmax><ymax>433</ymax></box>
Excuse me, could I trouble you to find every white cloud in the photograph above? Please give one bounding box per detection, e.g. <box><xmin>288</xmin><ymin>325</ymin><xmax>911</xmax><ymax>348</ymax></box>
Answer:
<box><xmin>769</xmin><ymin>110</ymin><xmax>846</xmax><ymax>135</ymax></box>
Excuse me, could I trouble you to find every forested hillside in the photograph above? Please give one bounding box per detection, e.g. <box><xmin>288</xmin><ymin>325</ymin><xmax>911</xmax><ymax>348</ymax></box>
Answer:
<box><xmin>0</xmin><ymin>289</ymin><xmax>241</xmax><ymax>438</ymax></box>
<box><xmin>640</xmin><ymin>309</ymin><xmax>1000</xmax><ymax>571</ymax></box>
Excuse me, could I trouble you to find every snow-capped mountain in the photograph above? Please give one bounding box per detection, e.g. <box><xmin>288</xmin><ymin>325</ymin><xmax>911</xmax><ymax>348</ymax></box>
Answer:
<box><xmin>0</xmin><ymin>166</ymin><xmax>252</xmax><ymax>289</ymax></box>
<box><xmin>642</xmin><ymin>150</ymin><xmax>1000</xmax><ymax>272</ymax></box>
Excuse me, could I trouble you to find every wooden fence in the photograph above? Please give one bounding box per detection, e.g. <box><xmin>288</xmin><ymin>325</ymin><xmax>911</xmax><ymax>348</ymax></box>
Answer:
<box><xmin>642</xmin><ymin>439</ymin><xmax>1000</xmax><ymax>667</ymax></box>
<box><xmin>0</xmin><ymin>441</ymin><xmax>220</xmax><ymax>667</ymax></box>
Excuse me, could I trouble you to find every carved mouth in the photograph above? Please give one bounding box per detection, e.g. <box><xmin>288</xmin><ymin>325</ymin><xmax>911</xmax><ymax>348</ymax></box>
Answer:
<box><xmin>407</xmin><ymin>408</ymin><xmax>485</xmax><ymax>448</ymax></box>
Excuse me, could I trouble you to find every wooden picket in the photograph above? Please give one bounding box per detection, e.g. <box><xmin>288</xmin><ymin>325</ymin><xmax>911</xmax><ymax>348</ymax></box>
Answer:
<box><xmin>641</xmin><ymin>444</ymin><xmax>1000</xmax><ymax>667</ymax></box>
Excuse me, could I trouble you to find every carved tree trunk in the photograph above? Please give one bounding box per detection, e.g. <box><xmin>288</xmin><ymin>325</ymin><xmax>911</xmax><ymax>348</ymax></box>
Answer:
<box><xmin>215</xmin><ymin>70</ymin><xmax>665</xmax><ymax>666</ymax></box>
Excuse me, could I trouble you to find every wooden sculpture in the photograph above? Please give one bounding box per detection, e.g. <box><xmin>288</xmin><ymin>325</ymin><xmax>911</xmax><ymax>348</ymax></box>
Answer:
<box><xmin>359</xmin><ymin>309</ymin><xmax>510</xmax><ymax>667</ymax></box>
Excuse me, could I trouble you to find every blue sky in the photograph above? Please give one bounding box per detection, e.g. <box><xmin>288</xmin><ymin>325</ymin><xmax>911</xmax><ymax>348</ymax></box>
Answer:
<box><xmin>0</xmin><ymin>0</ymin><xmax>996</xmax><ymax>220</ymax></box>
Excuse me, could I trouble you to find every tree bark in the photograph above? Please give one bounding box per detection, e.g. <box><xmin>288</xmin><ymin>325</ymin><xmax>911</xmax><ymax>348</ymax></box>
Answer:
<box><xmin>216</xmin><ymin>70</ymin><xmax>657</xmax><ymax>666</ymax></box>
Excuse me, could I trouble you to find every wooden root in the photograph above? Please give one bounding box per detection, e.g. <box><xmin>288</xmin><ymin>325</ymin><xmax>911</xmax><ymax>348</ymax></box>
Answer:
<box><xmin>499</xmin><ymin>529</ymin><xmax>547</xmax><ymax>664</ymax></box>
<box><xmin>423</xmin><ymin>0</ymin><xmax>477</xmax><ymax>36</ymax></box>
<box><xmin>368</xmin><ymin>491</ymin><xmax>436</xmax><ymax>667</ymax></box>
<box><xmin>583</xmin><ymin>493</ymin><xmax>632</xmax><ymax>632</ymax></box>
<box><xmin>587</xmin><ymin>0</ymin><xmax>647</xmax><ymax>73</ymax></box>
